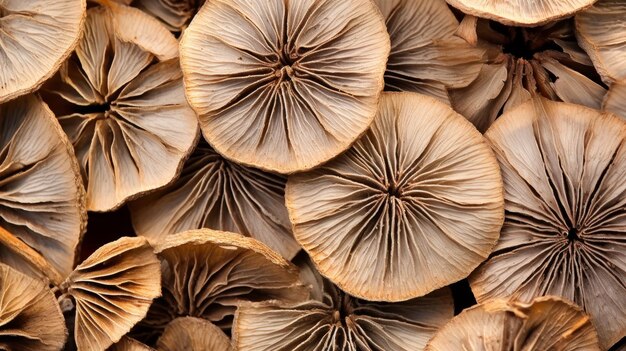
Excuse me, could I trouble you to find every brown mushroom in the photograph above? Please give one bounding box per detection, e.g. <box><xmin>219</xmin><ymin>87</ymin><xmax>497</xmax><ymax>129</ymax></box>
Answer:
<box><xmin>134</xmin><ymin>0</ymin><xmax>205</xmax><ymax>33</ymax></box>
<box><xmin>0</xmin><ymin>263</ymin><xmax>67</xmax><ymax>351</ymax></box>
<box><xmin>604</xmin><ymin>82</ymin><xmax>626</xmax><ymax>118</ymax></box>
<box><xmin>179</xmin><ymin>0</ymin><xmax>390</xmax><ymax>173</ymax></box>
<box><xmin>157</xmin><ymin>317</ymin><xmax>232</xmax><ymax>351</ymax></box>
<box><xmin>43</xmin><ymin>2</ymin><xmax>199</xmax><ymax>211</ymax></box>
<box><xmin>425</xmin><ymin>296</ymin><xmax>601</xmax><ymax>351</ymax></box>
<box><xmin>128</xmin><ymin>140</ymin><xmax>299</xmax><ymax>259</ymax></box>
<box><xmin>286</xmin><ymin>92</ymin><xmax>504</xmax><ymax>301</ymax></box>
<box><xmin>108</xmin><ymin>337</ymin><xmax>154</xmax><ymax>351</ymax></box>
<box><xmin>470</xmin><ymin>97</ymin><xmax>626</xmax><ymax>349</ymax></box>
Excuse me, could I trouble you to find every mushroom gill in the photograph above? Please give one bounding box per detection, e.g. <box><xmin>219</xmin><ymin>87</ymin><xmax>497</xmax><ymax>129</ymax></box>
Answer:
<box><xmin>108</xmin><ymin>337</ymin><xmax>154</xmax><ymax>351</ymax></box>
<box><xmin>157</xmin><ymin>317</ymin><xmax>232</xmax><ymax>351</ymax></box>
<box><xmin>134</xmin><ymin>0</ymin><xmax>205</xmax><ymax>33</ymax></box>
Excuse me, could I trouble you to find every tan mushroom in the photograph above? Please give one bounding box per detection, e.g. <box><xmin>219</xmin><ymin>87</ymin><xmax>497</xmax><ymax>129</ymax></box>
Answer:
<box><xmin>425</xmin><ymin>296</ymin><xmax>601</xmax><ymax>351</ymax></box>
<box><xmin>470</xmin><ymin>97</ymin><xmax>626</xmax><ymax>349</ymax></box>
<box><xmin>108</xmin><ymin>337</ymin><xmax>154</xmax><ymax>351</ymax></box>
<box><xmin>134</xmin><ymin>0</ymin><xmax>205</xmax><ymax>33</ymax></box>
<box><xmin>604</xmin><ymin>82</ymin><xmax>626</xmax><ymax>118</ymax></box>
<box><xmin>0</xmin><ymin>263</ymin><xmax>67</xmax><ymax>351</ymax></box>
<box><xmin>0</xmin><ymin>0</ymin><xmax>85</xmax><ymax>104</ymax></box>
<box><xmin>179</xmin><ymin>0</ymin><xmax>390</xmax><ymax>173</ymax></box>
<box><xmin>157</xmin><ymin>317</ymin><xmax>232</xmax><ymax>351</ymax></box>
<box><xmin>128</xmin><ymin>140</ymin><xmax>300</xmax><ymax>259</ymax></box>
<box><xmin>43</xmin><ymin>2</ymin><xmax>199</xmax><ymax>211</ymax></box>
<box><xmin>286</xmin><ymin>92</ymin><xmax>504</xmax><ymax>302</ymax></box>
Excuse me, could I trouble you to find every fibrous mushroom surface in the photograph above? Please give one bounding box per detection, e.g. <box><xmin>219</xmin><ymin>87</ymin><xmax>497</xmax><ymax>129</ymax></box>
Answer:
<box><xmin>108</xmin><ymin>337</ymin><xmax>154</xmax><ymax>351</ymax></box>
<box><xmin>604</xmin><ymin>82</ymin><xmax>626</xmax><ymax>118</ymax></box>
<box><xmin>134</xmin><ymin>0</ymin><xmax>205</xmax><ymax>32</ymax></box>
<box><xmin>157</xmin><ymin>317</ymin><xmax>232</xmax><ymax>351</ymax></box>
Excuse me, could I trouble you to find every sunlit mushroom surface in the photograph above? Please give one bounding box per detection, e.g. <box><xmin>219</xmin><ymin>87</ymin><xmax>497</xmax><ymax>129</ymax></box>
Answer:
<box><xmin>157</xmin><ymin>317</ymin><xmax>231</xmax><ymax>351</ymax></box>
<box><xmin>470</xmin><ymin>98</ymin><xmax>626</xmax><ymax>350</ymax></box>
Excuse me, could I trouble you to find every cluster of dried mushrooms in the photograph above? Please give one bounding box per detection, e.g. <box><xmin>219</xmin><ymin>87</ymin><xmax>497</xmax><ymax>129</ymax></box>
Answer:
<box><xmin>0</xmin><ymin>0</ymin><xmax>623</xmax><ymax>350</ymax></box>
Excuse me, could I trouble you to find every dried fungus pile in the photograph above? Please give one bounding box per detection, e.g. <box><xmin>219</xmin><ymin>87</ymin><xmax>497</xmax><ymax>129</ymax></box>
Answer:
<box><xmin>0</xmin><ymin>0</ymin><xmax>623</xmax><ymax>350</ymax></box>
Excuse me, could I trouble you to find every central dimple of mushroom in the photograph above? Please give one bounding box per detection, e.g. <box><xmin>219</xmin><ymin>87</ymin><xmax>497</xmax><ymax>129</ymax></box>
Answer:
<box><xmin>566</xmin><ymin>227</ymin><xmax>582</xmax><ymax>243</ymax></box>
<box><xmin>492</xmin><ymin>23</ymin><xmax>558</xmax><ymax>61</ymax></box>
<box><xmin>275</xmin><ymin>49</ymin><xmax>299</xmax><ymax>82</ymax></box>
<box><xmin>332</xmin><ymin>292</ymin><xmax>353</xmax><ymax>329</ymax></box>
<box><xmin>386</xmin><ymin>183</ymin><xmax>402</xmax><ymax>198</ymax></box>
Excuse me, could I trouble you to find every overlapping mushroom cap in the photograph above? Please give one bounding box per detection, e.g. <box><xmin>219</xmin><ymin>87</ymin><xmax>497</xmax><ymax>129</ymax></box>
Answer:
<box><xmin>0</xmin><ymin>0</ymin><xmax>86</xmax><ymax>104</ymax></box>
<box><xmin>425</xmin><ymin>296</ymin><xmax>601</xmax><ymax>351</ymax></box>
<box><xmin>134</xmin><ymin>0</ymin><xmax>205</xmax><ymax>32</ymax></box>
<box><xmin>470</xmin><ymin>98</ymin><xmax>626</xmax><ymax>349</ymax></box>
<box><xmin>287</xmin><ymin>92</ymin><xmax>504</xmax><ymax>301</ymax></box>
<box><xmin>604</xmin><ymin>82</ymin><xmax>626</xmax><ymax>118</ymax></box>
<box><xmin>180</xmin><ymin>0</ymin><xmax>390</xmax><ymax>173</ymax></box>
<box><xmin>109</xmin><ymin>337</ymin><xmax>154</xmax><ymax>351</ymax></box>
<box><xmin>157</xmin><ymin>317</ymin><xmax>231</xmax><ymax>351</ymax></box>
<box><xmin>129</xmin><ymin>140</ymin><xmax>299</xmax><ymax>259</ymax></box>
<box><xmin>43</xmin><ymin>3</ymin><xmax>198</xmax><ymax>211</ymax></box>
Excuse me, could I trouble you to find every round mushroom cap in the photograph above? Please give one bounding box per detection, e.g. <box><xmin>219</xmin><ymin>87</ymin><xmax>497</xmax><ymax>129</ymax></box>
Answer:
<box><xmin>157</xmin><ymin>317</ymin><xmax>232</xmax><ymax>351</ymax></box>
<box><xmin>287</xmin><ymin>92</ymin><xmax>504</xmax><ymax>302</ymax></box>
<box><xmin>0</xmin><ymin>94</ymin><xmax>86</xmax><ymax>277</ymax></box>
<box><xmin>604</xmin><ymin>82</ymin><xmax>626</xmax><ymax>118</ymax></box>
<box><xmin>471</xmin><ymin>97</ymin><xmax>626</xmax><ymax>349</ymax></box>
<box><xmin>445</xmin><ymin>0</ymin><xmax>599</xmax><ymax>26</ymax></box>
<box><xmin>0</xmin><ymin>0</ymin><xmax>86</xmax><ymax>104</ymax></box>
<box><xmin>425</xmin><ymin>296</ymin><xmax>601</xmax><ymax>351</ymax></box>
<box><xmin>43</xmin><ymin>3</ymin><xmax>199</xmax><ymax>211</ymax></box>
<box><xmin>179</xmin><ymin>0</ymin><xmax>390</xmax><ymax>173</ymax></box>
<box><xmin>129</xmin><ymin>140</ymin><xmax>300</xmax><ymax>259</ymax></box>
<box><xmin>0</xmin><ymin>263</ymin><xmax>67</xmax><ymax>351</ymax></box>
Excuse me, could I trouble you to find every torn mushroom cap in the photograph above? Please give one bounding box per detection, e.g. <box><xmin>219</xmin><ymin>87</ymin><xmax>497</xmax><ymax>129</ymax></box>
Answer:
<box><xmin>471</xmin><ymin>97</ymin><xmax>626</xmax><ymax>349</ymax></box>
<box><xmin>0</xmin><ymin>263</ymin><xmax>67</xmax><ymax>351</ymax></box>
<box><xmin>63</xmin><ymin>236</ymin><xmax>161</xmax><ymax>351</ymax></box>
<box><xmin>604</xmin><ymin>82</ymin><xmax>626</xmax><ymax>118</ymax></box>
<box><xmin>372</xmin><ymin>0</ymin><xmax>484</xmax><ymax>103</ymax></box>
<box><xmin>157</xmin><ymin>317</ymin><xmax>232</xmax><ymax>351</ymax></box>
<box><xmin>0</xmin><ymin>94</ymin><xmax>86</xmax><ymax>277</ymax></box>
<box><xmin>180</xmin><ymin>0</ymin><xmax>390</xmax><ymax>174</ymax></box>
<box><xmin>43</xmin><ymin>2</ymin><xmax>199</xmax><ymax>212</ymax></box>
<box><xmin>134</xmin><ymin>0</ymin><xmax>205</xmax><ymax>32</ymax></box>
<box><xmin>0</xmin><ymin>0</ymin><xmax>85</xmax><ymax>104</ymax></box>
<box><xmin>128</xmin><ymin>140</ymin><xmax>300</xmax><ymax>260</ymax></box>
<box><xmin>108</xmin><ymin>337</ymin><xmax>155</xmax><ymax>351</ymax></box>
<box><xmin>135</xmin><ymin>229</ymin><xmax>308</xmax><ymax>340</ymax></box>
<box><xmin>445</xmin><ymin>0</ymin><xmax>598</xmax><ymax>27</ymax></box>
<box><xmin>426</xmin><ymin>296</ymin><xmax>601</xmax><ymax>351</ymax></box>
<box><xmin>287</xmin><ymin>92</ymin><xmax>504</xmax><ymax>302</ymax></box>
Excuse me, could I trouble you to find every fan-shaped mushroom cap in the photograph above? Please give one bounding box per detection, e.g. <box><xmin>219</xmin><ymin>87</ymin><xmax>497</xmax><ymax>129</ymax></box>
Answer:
<box><xmin>64</xmin><ymin>236</ymin><xmax>161</xmax><ymax>351</ymax></box>
<box><xmin>286</xmin><ymin>92</ymin><xmax>504</xmax><ymax>302</ymax></box>
<box><xmin>425</xmin><ymin>296</ymin><xmax>601</xmax><ymax>351</ymax></box>
<box><xmin>179</xmin><ymin>0</ymin><xmax>390</xmax><ymax>173</ymax></box>
<box><xmin>470</xmin><ymin>97</ymin><xmax>626</xmax><ymax>349</ymax></box>
<box><xmin>446</xmin><ymin>0</ymin><xmax>598</xmax><ymax>26</ymax></box>
<box><xmin>157</xmin><ymin>317</ymin><xmax>232</xmax><ymax>351</ymax></box>
<box><xmin>135</xmin><ymin>229</ymin><xmax>308</xmax><ymax>339</ymax></box>
<box><xmin>0</xmin><ymin>94</ymin><xmax>86</xmax><ymax>277</ymax></box>
<box><xmin>134</xmin><ymin>0</ymin><xmax>205</xmax><ymax>32</ymax></box>
<box><xmin>604</xmin><ymin>82</ymin><xmax>626</xmax><ymax>118</ymax></box>
<box><xmin>0</xmin><ymin>0</ymin><xmax>85</xmax><ymax>104</ymax></box>
<box><xmin>129</xmin><ymin>140</ymin><xmax>299</xmax><ymax>259</ymax></box>
<box><xmin>43</xmin><ymin>3</ymin><xmax>199</xmax><ymax>211</ymax></box>
<box><xmin>372</xmin><ymin>0</ymin><xmax>484</xmax><ymax>102</ymax></box>
<box><xmin>0</xmin><ymin>263</ymin><xmax>67</xmax><ymax>351</ymax></box>
<box><xmin>108</xmin><ymin>337</ymin><xmax>154</xmax><ymax>351</ymax></box>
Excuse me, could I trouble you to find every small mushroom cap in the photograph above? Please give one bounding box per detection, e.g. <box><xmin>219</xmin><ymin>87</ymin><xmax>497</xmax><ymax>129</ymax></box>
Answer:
<box><xmin>157</xmin><ymin>317</ymin><xmax>232</xmax><ymax>351</ymax></box>
<box><xmin>287</xmin><ymin>92</ymin><xmax>504</xmax><ymax>301</ymax></box>
<box><xmin>425</xmin><ymin>296</ymin><xmax>601</xmax><ymax>351</ymax></box>
<box><xmin>604</xmin><ymin>82</ymin><xmax>626</xmax><ymax>118</ymax></box>
<box><xmin>0</xmin><ymin>263</ymin><xmax>67</xmax><ymax>351</ymax></box>
<box><xmin>471</xmin><ymin>97</ymin><xmax>626</xmax><ymax>349</ymax></box>
<box><xmin>446</xmin><ymin>0</ymin><xmax>599</xmax><ymax>27</ymax></box>
<box><xmin>108</xmin><ymin>337</ymin><xmax>154</xmax><ymax>351</ymax></box>
<box><xmin>65</xmin><ymin>236</ymin><xmax>161</xmax><ymax>351</ymax></box>
<box><xmin>180</xmin><ymin>0</ymin><xmax>390</xmax><ymax>173</ymax></box>
<box><xmin>0</xmin><ymin>0</ymin><xmax>86</xmax><ymax>103</ymax></box>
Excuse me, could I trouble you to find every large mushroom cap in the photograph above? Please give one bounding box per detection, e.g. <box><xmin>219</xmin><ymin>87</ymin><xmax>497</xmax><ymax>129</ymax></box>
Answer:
<box><xmin>425</xmin><ymin>296</ymin><xmax>601</xmax><ymax>351</ymax></box>
<box><xmin>446</xmin><ymin>0</ymin><xmax>599</xmax><ymax>27</ymax></box>
<box><xmin>471</xmin><ymin>97</ymin><xmax>626</xmax><ymax>349</ymax></box>
<box><xmin>286</xmin><ymin>92</ymin><xmax>504</xmax><ymax>301</ymax></box>
<box><xmin>0</xmin><ymin>94</ymin><xmax>86</xmax><ymax>277</ymax></box>
<box><xmin>0</xmin><ymin>0</ymin><xmax>86</xmax><ymax>104</ymax></box>
<box><xmin>43</xmin><ymin>3</ymin><xmax>199</xmax><ymax>211</ymax></box>
<box><xmin>129</xmin><ymin>140</ymin><xmax>300</xmax><ymax>259</ymax></box>
<box><xmin>157</xmin><ymin>317</ymin><xmax>232</xmax><ymax>351</ymax></box>
<box><xmin>0</xmin><ymin>263</ymin><xmax>67</xmax><ymax>351</ymax></box>
<box><xmin>179</xmin><ymin>0</ymin><xmax>390</xmax><ymax>173</ymax></box>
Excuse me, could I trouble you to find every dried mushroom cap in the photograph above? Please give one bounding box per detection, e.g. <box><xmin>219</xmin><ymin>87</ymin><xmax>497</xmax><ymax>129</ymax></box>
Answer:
<box><xmin>0</xmin><ymin>263</ymin><xmax>67</xmax><ymax>351</ymax></box>
<box><xmin>575</xmin><ymin>0</ymin><xmax>626</xmax><ymax>84</ymax></box>
<box><xmin>43</xmin><ymin>3</ymin><xmax>198</xmax><ymax>211</ymax></box>
<box><xmin>372</xmin><ymin>0</ymin><xmax>484</xmax><ymax>102</ymax></box>
<box><xmin>135</xmin><ymin>0</ymin><xmax>205</xmax><ymax>32</ymax></box>
<box><xmin>0</xmin><ymin>0</ymin><xmax>85</xmax><ymax>104</ymax></box>
<box><xmin>64</xmin><ymin>236</ymin><xmax>161</xmax><ymax>351</ymax></box>
<box><xmin>471</xmin><ymin>98</ymin><xmax>626</xmax><ymax>349</ymax></box>
<box><xmin>157</xmin><ymin>317</ymin><xmax>232</xmax><ymax>351</ymax></box>
<box><xmin>0</xmin><ymin>94</ymin><xmax>86</xmax><ymax>277</ymax></box>
<box><xmin>128</xmin><ymin>140</ymin><xmax>299</xmax><ymax>259</ymax></box>
<box><xmin>136</xmin><ymin>229</ymin><xmax>308</xmax><ymax>339</ymax></box>
<box><xmin>108</xmin><ymin>337</ymin><xmax>154</xmax><ymax>351</ymax></box>
<box><xmin>604</xmin><ymin>82</ymin><xmax>626</xmax><ymax>118</ymax></box>
<box><xmin>425</xmin><ymin>296</ymin><xmax>601</xmax><ymax>351</ymax></box>
<box><xmin>180</xmin><ymin>0</ymin><xmax>390</xmax><ymax>174</ymax></box>
<box><xmin>445</xmin><ymin>0</ymin><xmax>598</xmax><ymax>26</ymax></box>
<box><xmin>286</xmin><ymin>92</ymin><xmax>504</xmax><ymax>301</ymax></box>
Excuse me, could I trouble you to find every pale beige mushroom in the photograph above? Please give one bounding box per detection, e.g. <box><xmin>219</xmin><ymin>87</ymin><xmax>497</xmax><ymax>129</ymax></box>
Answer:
<box><xmin>157</xmin><ymin>317</ymin><xmax>232</xmax><ymax>351</ymax></box>
<box><xmin>108</xmin><ymin>337</ymin><xmax>154</xmax><ymax>351</ymax></box>
<box><xmin>179</xmin><ymin>0</ymin><xmax>390</xmax><ymax>173</ymax></box>
<box><xmin>604</xmin><ymin>82</ymin><xmax>626</xmax><ymax>118</ymax></box>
